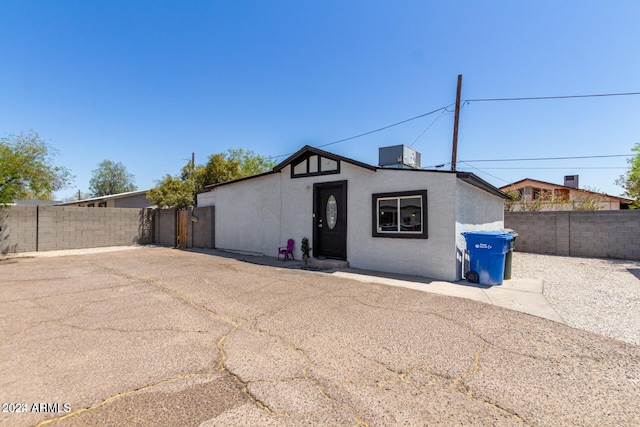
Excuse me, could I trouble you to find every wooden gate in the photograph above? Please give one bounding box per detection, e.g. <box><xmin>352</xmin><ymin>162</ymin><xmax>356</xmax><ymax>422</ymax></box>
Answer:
<box><xmin>176</xmin><ymin>209</ymin><xmax>189</xmax><ymax>248</ymax></box>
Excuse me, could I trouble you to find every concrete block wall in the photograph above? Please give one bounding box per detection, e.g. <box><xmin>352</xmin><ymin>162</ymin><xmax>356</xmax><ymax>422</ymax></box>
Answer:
<box><xmin>37</xmin><ymin>206</ymin><xmax>153</xmax><ymax>251</ymax></box>
<box><xmin>154</xmin><ymin>208</ymin><xmax>177</xmax><ymax>247</ymax></box>
<box><xmin>152</xmin><ymin>207</ymin><xmax>216</xmax><ymax>249</ymax></box>
<box><xmin>504</xmin><ymin>212</ymin><xmax>558</xmax><ymax>255</ymax></box>
<box><xmin>0</xmin><ymin>206</ymin><xmax>38</xmax><ymax>254</ymax></box>
<box><xmin>190</xmin><ymin>206</ymin><xmax>215</xmax><ymax>249</ymax></box>
<box><xmin>505</xmin><ymin>210</ymin><xmax>640</xmax><ymax>260</ymax></box>
<box><xmin>0</xmin><ymin>206</ymin><xmax>153</xmax><ymax>254</ymax></box>
<box><xmin>1</xmin><ymin>205</ymin><xmax>213</xmax><ymax>254</ymax></box>
<box><xmin>569</xmin><ymin>211</ymin><xmax>640</xmax><ymax>259</ymax></box>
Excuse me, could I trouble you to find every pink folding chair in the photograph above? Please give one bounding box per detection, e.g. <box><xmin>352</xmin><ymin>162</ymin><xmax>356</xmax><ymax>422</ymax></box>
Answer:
<box><xmin>278</xmin><ymin>239</ymin><xmax>294</xmax><ymax>261</ymax></box>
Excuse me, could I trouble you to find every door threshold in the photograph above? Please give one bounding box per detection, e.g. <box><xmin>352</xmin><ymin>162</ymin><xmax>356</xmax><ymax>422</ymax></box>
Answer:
<box><xmin>307</xmin><ymin>258</ymin><xmax>349</xmax><ymax>270</ymax></box>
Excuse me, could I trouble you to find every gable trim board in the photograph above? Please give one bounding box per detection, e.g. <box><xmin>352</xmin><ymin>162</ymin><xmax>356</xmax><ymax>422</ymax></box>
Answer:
<box><xmin>198</xmin><ymin>146</ymin><xmax>507</xmax><ymax>281</ymax></box>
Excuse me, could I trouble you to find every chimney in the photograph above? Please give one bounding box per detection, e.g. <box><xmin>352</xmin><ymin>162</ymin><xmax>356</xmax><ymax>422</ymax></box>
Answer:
<box><xmin>564</xmin><ymin>175</ymin><xmax>579</xmax><ymax>189</ymax></box>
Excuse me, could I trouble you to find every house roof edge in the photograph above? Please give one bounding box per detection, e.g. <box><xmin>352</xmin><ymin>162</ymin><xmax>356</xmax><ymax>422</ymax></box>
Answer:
<box><xmin>456</xmin><ymin>172</ymin><xmax>511</xmax><ymax>199</ymax></box>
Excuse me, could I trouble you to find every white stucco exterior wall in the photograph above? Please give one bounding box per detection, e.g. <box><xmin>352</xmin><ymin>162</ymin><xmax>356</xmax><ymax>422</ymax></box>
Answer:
<box><xmin>345</xmin><ymin>168</ymin><xmax>458</xmax><ymax>280</ymax></box>
<box><xmin>454</xmin><ymin>180</ymin><xmax>505</xmax><ymax>280</ymax></box>
<box><xmin>198</xmin><ymin>163</ymin><xmax>503</xmax><ymax>282</ymax></box>
<box><xmin>198</xmin><ymin>173</ymin><xmax>283</xmax><ymax>256</ymax></box>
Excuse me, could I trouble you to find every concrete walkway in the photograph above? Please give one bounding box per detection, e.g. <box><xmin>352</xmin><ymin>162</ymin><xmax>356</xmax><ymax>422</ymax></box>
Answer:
<box><xmin>334</xmin><ymin>271</ymin><xmax>564</xmax><ymax>323</ymax></box>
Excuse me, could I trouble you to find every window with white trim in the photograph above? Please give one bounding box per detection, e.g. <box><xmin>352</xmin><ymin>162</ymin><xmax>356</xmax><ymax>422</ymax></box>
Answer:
<box><xmin>372</xmin><ymin>190</ymin><xmax>428</xmax><ymax>238</ymax></box>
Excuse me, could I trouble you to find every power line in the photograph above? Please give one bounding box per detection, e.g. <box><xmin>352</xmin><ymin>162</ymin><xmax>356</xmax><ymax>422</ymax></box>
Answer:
<box><xmin>270</xmin><ymin>104</ymin><xmax>453</xmax><ymax>159</ymax></box>
<box><xmin>465</xmin><ymin>166</ymin><xmax>628</xmax><ymax>170</ymax></box>
<box><xmin>409</xmin><ymin>109</ymin><xmax>448</xmax><ymax>148</ymax></box>
<box><xmin>458</xmin><ymin>162</ymin><xmax>510</xmax><ymax>183</ymax></box>
<box><xmin>316</xmin><ymin>105</ymin><xmax>453</xmax><ymax>149</ymax></box>
<box><xmin>459</xmin><ymin>154</ymin><xmax>632</xmax><ymax>163</ymax></box>
<box><xmin>268</xmin><ymin>89</ymin><xmax>640</xmax><ymax>161</ymax></box>
<box><xmin>466</xmin><ymin>91</ymin><xmax>640</xmax><ymax>103</ymax></box>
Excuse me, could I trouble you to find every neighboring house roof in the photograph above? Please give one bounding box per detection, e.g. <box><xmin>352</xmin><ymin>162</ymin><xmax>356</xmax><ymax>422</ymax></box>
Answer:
<box><xmin>56</xmin><ymin>189</ymin><xmax>150</xmax><ymax>206</ymax></box>
<box><xmin>199</xmin><ymin>145</ymin><xmax>509</xmax><ymax>199</ymax></box>
<box><xmin>10</xmin><ymin>200</ymin><xmax>62</xmax><ymax>206</ymax></box>
<box><xmin>499</xmin><ymin>178</ymin><xmax>633</xmax><ymax>203</ymax></box>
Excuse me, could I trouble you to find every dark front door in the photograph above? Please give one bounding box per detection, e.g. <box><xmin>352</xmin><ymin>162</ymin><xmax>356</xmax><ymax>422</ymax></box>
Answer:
<box><xmin>314</xmin><ymin>181</ymin><xmax>347</xmax><ymax>260</ymax></box>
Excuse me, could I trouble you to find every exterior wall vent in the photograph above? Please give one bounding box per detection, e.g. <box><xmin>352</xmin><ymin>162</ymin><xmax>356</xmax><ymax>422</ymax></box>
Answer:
<box><xmin>564</xmin><ymin>175</ymin><xmax>579</xmax><ymax>189</ymax></box>
<box><xmin>378</xmin><ymin>145</ymin><xmax>421</xmax><ymax>169</ymax></box>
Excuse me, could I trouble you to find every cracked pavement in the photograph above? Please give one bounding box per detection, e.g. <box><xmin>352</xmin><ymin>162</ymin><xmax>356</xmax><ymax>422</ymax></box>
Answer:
<box><xmin>1</xmin><ymin>247</ymin><xmax>639</xmax><ymax>426</ymax></box>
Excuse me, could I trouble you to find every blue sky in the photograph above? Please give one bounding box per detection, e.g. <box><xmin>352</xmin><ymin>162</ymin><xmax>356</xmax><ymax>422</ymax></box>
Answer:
<box><xmin>1</xmin><ymin>0</ymin><xmax>639</xmax><ymax>199</ymax></box>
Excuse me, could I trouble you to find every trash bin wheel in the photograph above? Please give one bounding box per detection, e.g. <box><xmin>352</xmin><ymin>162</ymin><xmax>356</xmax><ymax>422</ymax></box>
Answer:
<box><xmin>466</xmin><ymin>270</ymin><xmax>479</xmax><ymax>283</ymax></box>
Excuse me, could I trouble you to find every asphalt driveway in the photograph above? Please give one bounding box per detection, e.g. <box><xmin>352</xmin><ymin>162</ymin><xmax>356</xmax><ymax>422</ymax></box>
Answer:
<box><xmin>1</xmin><ymin>247</ymin><xmax>638</xmax><ymax>426</ymax></box>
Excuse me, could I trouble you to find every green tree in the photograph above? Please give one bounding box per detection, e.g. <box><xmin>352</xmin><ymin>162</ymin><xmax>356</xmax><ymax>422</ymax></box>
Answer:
<box><xmin>149</xmin><ymin>148</ymin><xmax>275</xmax><ymax>208</ymax></box>
<box><xmin>89</xmin><ymin>160</ymin><xmax>137</xmax><ymax>197</ymax></box>
<box><xmin>188</xmin><ymin>148</ymin><xmax>276</xmax><ymax>189</ymax></box>
<box><xmin>0</xmin><ymin>131</ymin><xmax>73</xmax><ymax>204</ymax></box>
<box><xmin>616</xmin><ymin>143</ymin><xmax>640</xmax><ymax>208</ymax></box>
<box><xmin>146</xmin><ymin>174</ymin><xmax>195</xmax><ymax>209</ymax></box>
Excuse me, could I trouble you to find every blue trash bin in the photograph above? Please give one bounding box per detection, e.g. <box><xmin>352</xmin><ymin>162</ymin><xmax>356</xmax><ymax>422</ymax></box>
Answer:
<box><xmin>462</xmin><ymin>231</ymin><xmax>513</xmax><ymax>286</ymax></box>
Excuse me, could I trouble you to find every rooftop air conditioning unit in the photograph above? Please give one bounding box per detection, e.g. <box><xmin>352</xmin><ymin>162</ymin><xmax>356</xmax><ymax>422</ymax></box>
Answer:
<box><xmin>378</xmin><ymin>145</ymin><xmax>421</xmax><ymax>169</ymax></box>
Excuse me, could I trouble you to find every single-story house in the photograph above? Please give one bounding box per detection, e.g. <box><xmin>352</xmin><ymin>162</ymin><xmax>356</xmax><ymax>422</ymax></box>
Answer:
<box><xmin>56</xmin><ymin>189</ymin><xmax>153</xmax><ymax>208</ymax></box>
<box><xmin>197</xmin><ymin>145</ymin><xmax>509</xmax><ymax>281</ymax></box>
<box><xmin>500</xmin><ymin>177</ymin><xmax>633</xmax><ymax>211</ymax></box>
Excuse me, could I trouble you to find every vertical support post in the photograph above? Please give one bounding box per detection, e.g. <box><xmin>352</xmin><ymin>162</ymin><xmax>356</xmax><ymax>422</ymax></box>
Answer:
<box><xmin>451</xmin><ymin>74</ymin><xmax>463</xmax><ymax>171</ymax></box>
<box><xmin>190</xmin><ymin>206</ymin><xmax>194</xmax><ymax>248</ymax></box>
<box><xmin>36</xmin><ymin>205</ymin><xmax>39</xmax><ymax>252</ymax></box>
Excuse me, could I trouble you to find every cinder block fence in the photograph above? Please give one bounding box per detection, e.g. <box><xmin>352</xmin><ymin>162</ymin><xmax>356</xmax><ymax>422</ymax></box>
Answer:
<box><xmin>0</xmin><ymin>206</ymin><xmax>154</xmax><ymax>254</ymax></box>
<box><xmin>505</xmin><ymin>210</ymin><xmax>640</xmax><ymax>260</ymax></box>
<box><xmin>0</xmin><ymin>205</ymin><xmax>215</xmax><ymax>255</ymax></box>
<box><xmin>4</xmin><ymin>206</ymin><xmax>637</xmax><ymax>260</ymax></box>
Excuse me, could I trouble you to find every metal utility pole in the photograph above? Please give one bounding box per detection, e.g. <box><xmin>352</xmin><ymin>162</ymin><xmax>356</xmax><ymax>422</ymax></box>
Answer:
<box><xmin>451</xmin><ymin>74</ymin><xmax>462</xmax><ymax>171</ymax></box>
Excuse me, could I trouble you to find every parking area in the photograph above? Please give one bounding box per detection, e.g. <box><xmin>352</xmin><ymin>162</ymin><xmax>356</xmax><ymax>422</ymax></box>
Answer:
<box><xmin>1</xmin><ymin>247</ymin><xmax>639</xmax><ymax>426</ymax></box>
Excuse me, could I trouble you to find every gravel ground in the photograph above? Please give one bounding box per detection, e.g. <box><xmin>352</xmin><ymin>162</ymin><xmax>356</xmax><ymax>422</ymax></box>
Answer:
<box><xmin>512</xmin><ymin>252</ymin><xmax>640</xmax><ymax>345</ymax></box>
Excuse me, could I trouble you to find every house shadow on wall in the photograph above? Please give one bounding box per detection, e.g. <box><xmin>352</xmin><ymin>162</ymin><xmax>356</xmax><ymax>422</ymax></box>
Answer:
<box><xmin>0</xmin><ymin>208</ymin><xmax>18</xmax><ymax>256</ymax></box>
<box><xmin>137</xmin><ymin>209</ymin><xmax>155</xmax><ymax>245</ymax></box>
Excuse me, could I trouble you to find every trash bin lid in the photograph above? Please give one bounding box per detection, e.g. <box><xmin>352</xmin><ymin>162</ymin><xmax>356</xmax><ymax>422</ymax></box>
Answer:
<box><xmin>462</xmin><ymin>230</ymin><xmax>513</xmax><ymax>253</ymax></box>
<box><xmin>501</xmin><ymin>228</ymin><xmax>519</xmax><ymax>238</ymax></box>
<box><xmin>462</xmin><ymin>230</ymin><xmax>513</xmax><ymax>240</ymax></box>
